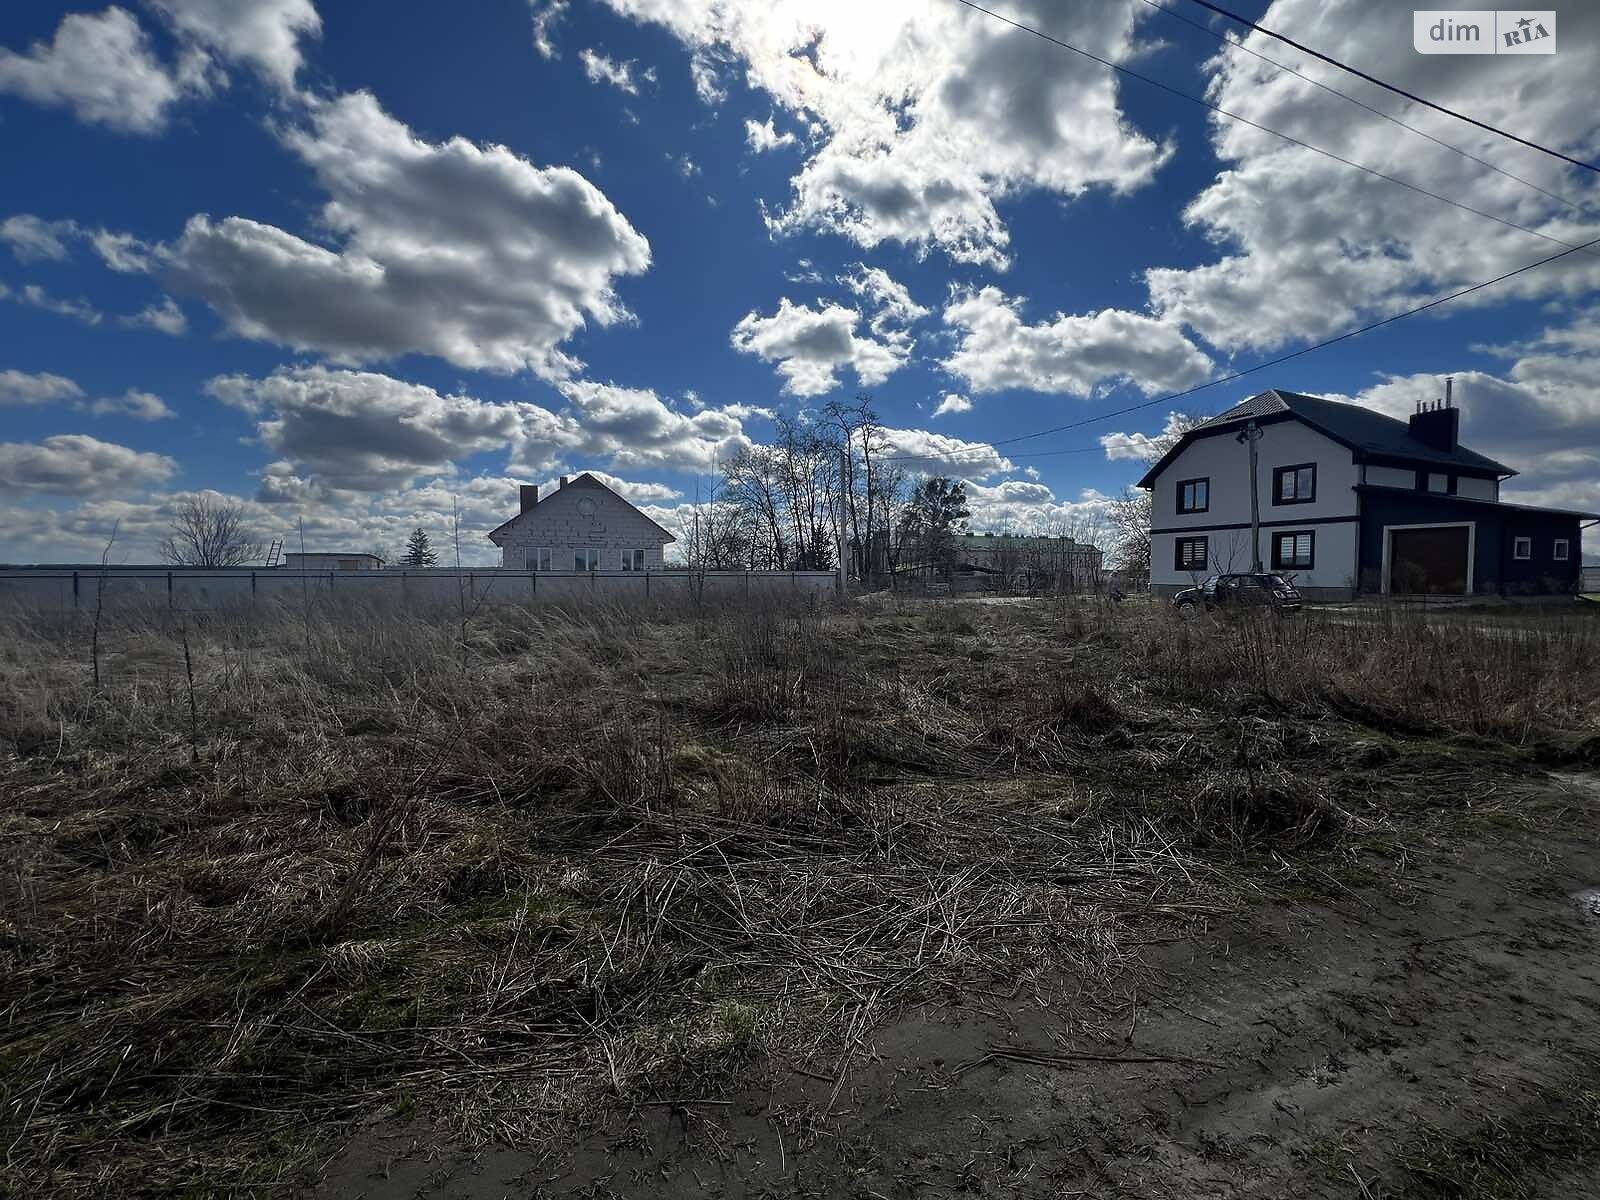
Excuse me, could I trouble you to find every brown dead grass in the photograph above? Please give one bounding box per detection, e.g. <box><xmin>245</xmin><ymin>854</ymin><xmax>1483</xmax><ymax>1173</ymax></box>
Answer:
<box><xmin>0</xmin><ymin>594</ymin><xmax>1595</xmax><ymax>1196</ymax></box>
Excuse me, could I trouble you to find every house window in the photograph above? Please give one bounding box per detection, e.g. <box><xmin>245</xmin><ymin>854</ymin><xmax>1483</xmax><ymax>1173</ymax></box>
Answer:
<box><xmin>620</xmin><ymin>548</ymin><xmax>646</xmax><ymax>571</ymax></box>
<box><xmin>528</xmin><ymin>548</ymin><xmax>552</xmax><ymax>572</ymax></box>
<box><xmin>1174</xmin><ymin>536</ymin><xmax>1208</xmax><ymax>572</ymax></box>
<box><xmin>574</xmin><ymin>548</ymin><xmax>601</xmax><ymax>571</ymax></box>
<box><xmin>1271</xmin><ymin>530</ymin><xmax>1314</xmax><ymax>570</ymax></box>
<box><xmin>1176</xmin><ymin>477</ymin><xmax>1209</xmax><ymax>514</ymax></box>
<box><xmin>1553</xmin><ymin>538</ymin><xmax>1570</xmax><ymax>561</ymax></box>
<box><xmin>1273</xmin><ymin>463</ymin><xmax>1316</xmax><ymax>505</ymax></box>
<box><xmin>1513</xmin><ymin>536</ymin><xmax>1531</xmax><ymax>561</ymax></box>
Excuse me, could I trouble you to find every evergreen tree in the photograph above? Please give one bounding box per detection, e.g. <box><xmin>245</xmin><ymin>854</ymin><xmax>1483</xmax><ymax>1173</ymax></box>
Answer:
<box><xmin>899</xmin><ymin>477</ymin><xmax>970</xmax><ymax>580</ymax></box>
<box><xmin>399</xmin><ymin>527</ymin><xmax>438</xmax><ymax>567</ymax></box>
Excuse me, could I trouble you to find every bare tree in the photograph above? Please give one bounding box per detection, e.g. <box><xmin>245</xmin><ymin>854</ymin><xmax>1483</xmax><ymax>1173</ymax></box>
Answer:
<box><xmin>1105</xmin><ymin>412</ymin><xmax>1211</xmax><ymax>586</ymax></box>
<box><xmin>158</xmin><ymin>495</ymin><xmax>265</xmax><ymax>567</ymax></box>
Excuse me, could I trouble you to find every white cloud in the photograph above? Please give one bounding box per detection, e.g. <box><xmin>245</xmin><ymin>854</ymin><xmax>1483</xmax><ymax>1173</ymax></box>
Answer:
<box><xmin>1144</xmin><ymin>0</ymin><xmax>1600</xmax><ymax>352</ymax></box>
<box><xmin>0</xmin><ymin>8</ymin><xmax>184</xmax><ymax>134</ymax></box>
<box><xmin>598</xmin><ymin>0</ymin><xmax>1170</xmax><ymax>266</ymax></box>
<box><xmin>931</xmin><ymin>392</ymin><xmax>972</xmax><ymax>418</ymax></box>
<box><xmin>555</xmin><ymin>379</ymin><xmax>753</xmax><ymax>472</ymax></box>
<box><xmin>961</xmin><ymin>479</ymin><xmax>1115</xmax><ymax>536</ymax></box>
<box><xmin>745</xmin><ymin>116</ymin><xmax>795</xmax><ymax>153</ymax></box>
<box><xmin>207</xmin><ymin>366</ymin><xmax>756</xmax><ymax>497</ymax></box>
<box><xmin>149</xmin><ymin>0</ymin><xmax>321</xmax><ymax>90</ymax></box>
<box><xmin>1347</xmin><ymin>312</ymin><xmax>1600</xmax><ymax>528</ymax></box>
<box><xmin>0</xmin><ymin>369</ymin><xmax>85</xmax><ymax>407</ymax></box>
<box><xmin>880</xmin><ymin>427</ymin><xmax>1012</xmax><ymax>479</ymax></box>
<box><xmin>0</xmin><ymin>434</ymin><xmax>177</xmax><ymax>495</ymax></box>
<box><xmin>0</xmin><ymin>466</ymin><xmax>702</xmax><ymax>566</ymax></box>
<box><xmin>840</xmin><ymin>264</ymin><xmax>929</xmax><ymax>334</ymax></box>
<box><xmin>731</xmin><ymin>298</ymin><xmax>909</xmax><ymax>396</ymax></box>
<box><xmin>91</xmin><ymin>229</ymin><xmax>154</xmax><ymax>272</ymax></box>
<box><xmin>11</xmin><ymin>284</ymin><xmax>102</xmax><ymax>326</ymax></box>
<box><xmin>1</xmin><ymin>214</ymin><xmax>78</xmax><ymax>261</ymax></box>
<box><xmin>530</xmin><ymin>0</ymin><xmax>569</xmax><ymax>58</ymax></box>
<box><xmin>1</xmin><ymin>217</ymin><xmax>160</xmax><ymax>278</ymax></box>
<box><xmin>121</xmin><ymin>296</ymin><xmax>188</xmax><ymax>335</ymax></box>
<box><xmin>541</xmin><ymin>470</ymin><xmax>681</xmax><ymax>503</ymax></box>
<box><xmin>88</xmin><ymin>390</ymin><xmax>175</xmax><ymax>421</ymax></box>
<box><xmin>210</xmin><ymin>366</ymin><xmax>535</xmax><ymax>494</ymax></box>
<box><xmin>1099</xmin><ymin>411</ymin><xmax>1202</xmax><ymax>461</ymax></box>
<box><xmin>162</xmin><ymin>91</ymin><xmax>651</xmax><ymax>377</ymax></box>
<box><xmin>942</xmin><ymin>286</ymin><xmax>1213</xmax><ymax>397</ymax></box>
<box><xmin>580</xmin><ymin>48</ymin><xmax>645</xmax><ymax>95</ymax></box>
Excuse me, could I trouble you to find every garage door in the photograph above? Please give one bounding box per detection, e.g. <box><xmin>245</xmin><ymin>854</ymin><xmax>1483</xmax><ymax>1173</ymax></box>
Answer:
<box><xmin>1388</xmin><ymin>526</ymin><xmax>1470</xmax><ymax>595</ymax></box>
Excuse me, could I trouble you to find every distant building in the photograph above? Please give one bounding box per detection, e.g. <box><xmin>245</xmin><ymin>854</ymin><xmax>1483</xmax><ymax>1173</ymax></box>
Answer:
<box><xmin>1139</xmin><ymin>387</ymin><xmax>1595</xmax><ymax>600</ymax></box>
<box><xmin>283</xmin><ymin>552</ymin><xmax>384</xmax><ymax>570</ymax></box>
<box><xmin>486</xmin><ymin>473</ymin><xmax>675</xmax><ymax>571</ymax></box>
<box><xmin>951</xmin><ymin>532</ymin><xmax>1104</xmax><ymax>591</ymax></box>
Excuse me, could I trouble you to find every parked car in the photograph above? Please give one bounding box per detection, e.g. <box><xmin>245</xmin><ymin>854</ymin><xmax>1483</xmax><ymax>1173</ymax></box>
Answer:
<box><xmin>1173</xmin><ymin>573</ymin><xmax>1301</xmax><ymax>615</ymax></box>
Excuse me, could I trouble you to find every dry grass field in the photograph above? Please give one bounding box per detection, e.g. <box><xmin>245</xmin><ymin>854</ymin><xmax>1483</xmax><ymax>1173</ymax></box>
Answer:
<box><xmin>2</xmin><ymin>595</ymin><xmax>1599</xmax><ymax>1198</ymax></box>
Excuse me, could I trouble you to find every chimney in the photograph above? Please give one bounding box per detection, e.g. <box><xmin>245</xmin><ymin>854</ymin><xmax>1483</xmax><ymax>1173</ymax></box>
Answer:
<box><xmin>519</xmin><ymin>484</ymin><xmax>539</xmax><ymax>513</ymax></box>
<box><xmin>559</xmin><ymin>475</ymin><xmax>568</xmax><ymax>489</ymax></box>
<box><xmin>1408</xmin><ymin>380</ymin><xmax>1460</xmax><ymax>452</ymax></box>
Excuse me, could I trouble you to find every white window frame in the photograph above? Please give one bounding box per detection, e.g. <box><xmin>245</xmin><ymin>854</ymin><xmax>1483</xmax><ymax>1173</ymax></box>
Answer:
<box><xmin>620</xmin><ymin>548</ymin><xmax>646</xmax><ymax>571</ymax></box>
<box><xmin>529</xmin><ymin>547</ymin><xmax>552</xmax><ymax>572</ymax></box>
<box><xmin>574</xmin><ymin>547</ymin><xmax>600</xmax><ymax>571</ymax></box>
<box><xmin>1513</xmin><ymin>536</ymin><xmax>1532</xmax><ymax>561</ymax></box>
<box><xmin>1553</xmin><ymin>538</ymin><xmax>1570</xmax><ymax>561</ymax></box>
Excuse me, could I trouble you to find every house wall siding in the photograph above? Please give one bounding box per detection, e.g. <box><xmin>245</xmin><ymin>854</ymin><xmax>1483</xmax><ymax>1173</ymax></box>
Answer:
<box><xmin>1363</xmin><ymin>465</ymin><xmax>1414</xmax><ymax>489</ymax></box>
<box><xmin>1356</xmin><ymin>491</ymin><xmax>1582</xmax><ymax>594</ymax></box>
<box><xmin>491</xmin><ymin>483</ymin><xmax>671</xmax><ymax>571</ymax></box>
<box><xmin>1152</xmin><ymin>420</ymin><xmax>1358</xmax><ymax>530</ymax></box>
<box><xmin>1151</xmin><ymin>520</ymin><xmax>1358</xmax><ymax>597</ymax></box>
<box><xmin>1149</xmin><ymin>420</ymin><xmax>1358</xmax><ymax>594</ymax></box>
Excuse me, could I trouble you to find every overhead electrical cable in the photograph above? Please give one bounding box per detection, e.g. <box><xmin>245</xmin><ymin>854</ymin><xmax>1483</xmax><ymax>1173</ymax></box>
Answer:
<box><xmin>952</xmin><ymin>0</ymin><xmax>1600</xmax><ymax>259</ymax></box>
<box><xmin>1181</xmin><ymin>0</ymin><xmax>1600</xmax><ymax>176</ymax></box>
<box><xmin>1137</xmin><ymin>0</ymin><xmax>1596</xmax><ymax>219</ymax></box>
<box><xmin>879</xmin><ymin>232</ymin><xmax>1600</xmax><ymax>466</ymax></box>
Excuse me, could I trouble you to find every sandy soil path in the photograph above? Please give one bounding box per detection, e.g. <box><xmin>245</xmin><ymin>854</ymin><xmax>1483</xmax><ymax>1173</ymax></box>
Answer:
<box><xmin>317</xmin><ymin>774</ymin><xmax>1600</xmax><ymax>1199</ymax></box>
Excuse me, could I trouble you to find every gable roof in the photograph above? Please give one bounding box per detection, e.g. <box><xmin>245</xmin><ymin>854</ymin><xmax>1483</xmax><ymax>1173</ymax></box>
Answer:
<box><xmin>1136</xmin><ymin>389</ymin><xmax>1516</xmax><ymax>488</ymax></box>
<box><xmin>486</xmin><ymin>472</ymin><xmax>677</xmax><ymax>543</ymax></box>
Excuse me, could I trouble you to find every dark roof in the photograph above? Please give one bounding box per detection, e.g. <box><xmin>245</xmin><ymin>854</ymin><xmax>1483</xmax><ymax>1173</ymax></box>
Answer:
<box><xmin>1355</xmin><ymin>485</ymin><xmax>1600</xmax><ymax>521</ymax></box>
<box><xmin>486</xmin><ymin>471</ymin><xmax>676</xmax><ymax>543</ymax></box>
<box><xmin>1137</xmin><ymin>388</ymin><xmax>1516</xmax><ymax>487</ymax></box>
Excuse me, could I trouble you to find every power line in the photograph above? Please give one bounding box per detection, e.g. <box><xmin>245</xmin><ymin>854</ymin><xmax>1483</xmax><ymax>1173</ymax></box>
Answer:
<box><xmin>879</xmin><ymin>231</ymin><xmax>1600</xmax><ymax>467</ymax></box>
<box><xmin>1137</xmin><ymin>0</ymin><xmax>1594</xmax><ymax>219</ymax></box>
<box><xmin>953</xmin><ymin>0</ymin><xmax>1598</xmax><ymax>259</ymax></box>
<box><xmin>1181</xmin><ymin>0</ymin><xmax>1600</xmax><ymax>176</ymax></box>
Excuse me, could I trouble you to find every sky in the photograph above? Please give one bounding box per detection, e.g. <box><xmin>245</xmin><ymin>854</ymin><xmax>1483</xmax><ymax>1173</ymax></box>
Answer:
<box><xmin>1</xmin><ymin>0</ymin><xmax>1598</xmax><ymax>565</ymax></box>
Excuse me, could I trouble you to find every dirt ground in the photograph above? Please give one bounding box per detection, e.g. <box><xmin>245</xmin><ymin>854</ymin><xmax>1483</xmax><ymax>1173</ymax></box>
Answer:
<box><xmin>316</xmin><ymin>772</ymin><xmax>1600</xmax><ymax>1200</ymax></box>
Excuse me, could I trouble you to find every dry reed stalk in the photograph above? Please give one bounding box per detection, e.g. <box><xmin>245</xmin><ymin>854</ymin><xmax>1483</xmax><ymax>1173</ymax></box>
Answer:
<box><xmin>0</xmin><ymin>595</ymin><xmax>1592</xmax><ymax>1195</ymax></box>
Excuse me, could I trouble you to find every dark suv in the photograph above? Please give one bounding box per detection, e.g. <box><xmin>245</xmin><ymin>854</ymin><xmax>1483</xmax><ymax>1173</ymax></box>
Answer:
<box><xmin>1173</xmin><ymin>573</ymin><xmax>1301</xmax><ymax>614</ymax></box>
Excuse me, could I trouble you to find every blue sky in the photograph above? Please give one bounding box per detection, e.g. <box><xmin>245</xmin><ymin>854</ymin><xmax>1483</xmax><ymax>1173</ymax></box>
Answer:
<box><xmin>2</xmin><ymin>0</ymin><xmax>1598</xmax><ymax>562</ymax></box>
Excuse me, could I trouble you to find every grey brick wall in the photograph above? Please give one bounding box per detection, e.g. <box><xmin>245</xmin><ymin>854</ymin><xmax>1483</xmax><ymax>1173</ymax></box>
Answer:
<box><xmin>490</xmin><ymin>480</ymin><xmax>672</xmax><ymax>571</ymax></box>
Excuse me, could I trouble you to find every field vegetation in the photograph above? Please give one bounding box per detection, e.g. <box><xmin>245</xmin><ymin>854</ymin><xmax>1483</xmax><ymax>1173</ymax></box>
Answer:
<box><xmin>1</xmin><ymin>594</ymin><xmax>1597</xmax><ymax>1196</ymax></box>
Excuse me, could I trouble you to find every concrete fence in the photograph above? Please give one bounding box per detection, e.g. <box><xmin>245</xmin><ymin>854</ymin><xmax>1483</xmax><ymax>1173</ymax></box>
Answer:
<box><xmin>0</xmin><ymin>566</ymin><xmax>838</xmax><ymax>613</ymax></box>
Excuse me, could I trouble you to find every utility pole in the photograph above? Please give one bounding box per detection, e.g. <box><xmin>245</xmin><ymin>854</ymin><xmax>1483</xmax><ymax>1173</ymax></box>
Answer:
<box><xmin>1236</xmin><ymin>419</ymin><xmax>1264</xmax><ymax>572</ymax></box>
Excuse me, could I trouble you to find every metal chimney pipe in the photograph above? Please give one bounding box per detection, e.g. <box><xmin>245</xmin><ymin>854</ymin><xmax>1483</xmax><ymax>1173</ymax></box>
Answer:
<box><xmin>1445</xmin><ymin>375</ymin><xmax>1453</xmax><ymax>407</ymax></box>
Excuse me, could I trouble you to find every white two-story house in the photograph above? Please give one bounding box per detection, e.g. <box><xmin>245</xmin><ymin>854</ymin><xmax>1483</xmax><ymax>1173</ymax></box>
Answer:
<box><xmin>486</xmin><ymin>473</ymin><xmax>675</xmax><ymax>571</ymax></box>
<box><xmin>1140</xmin><ymin>388</ymin><xmax>1594</xmax><ymax>600</ymax></box>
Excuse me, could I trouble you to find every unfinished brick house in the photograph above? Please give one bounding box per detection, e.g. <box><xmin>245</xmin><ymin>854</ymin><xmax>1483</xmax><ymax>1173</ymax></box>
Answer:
<box><xmin>486</xmin><ymin>473</ymin><xmax>675</xmax><ymax>571</ymax></box>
